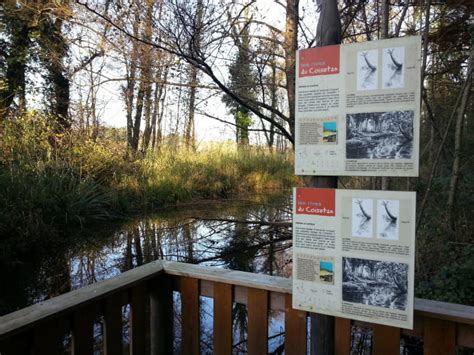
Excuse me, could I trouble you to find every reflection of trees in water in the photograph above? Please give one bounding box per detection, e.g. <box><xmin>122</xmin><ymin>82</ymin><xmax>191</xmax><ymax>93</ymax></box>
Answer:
<box><xmin>351</xmin><ymin>325</ymin><xmax>373</xmax><ymax>355</ymax></box>
<box><xmin>1</xmin><ymin>197</ymin><xmax>293</xmax><ymax>351</ymax></box>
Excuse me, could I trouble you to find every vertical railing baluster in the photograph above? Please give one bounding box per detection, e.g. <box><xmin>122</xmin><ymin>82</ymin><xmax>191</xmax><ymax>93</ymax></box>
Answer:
<box><xmin>150</xmin><ymin>275</ymin><xmax>173</xmax><ymax>355</ymax></box>
<box><xmin>104</xmin><ymin>293</ymin><xmax>123</xmax><ymax>355</ymax></box>
<box><xmin>72</xmin><ymin>305</ymin><xmax>95</xmax><ymax>354</ymax></box>
<box><xmin>130</xmin><ymin>285</ymin><xmax>147</xmax><ymax>355</ymax></box>
<box><xmin>373</xmin><ymin>324</ymin><xmax>400</xmax><ymax>355</ymax></box>
<box><xmin>284</xmin><ymin>294</ymin><xmax>307</xmax><ymax>355</ymax></box>
<box><xmin>213</xmin><ymin>282</ymin><xmax>232</xmax><ymax>354</ymax></box>
<box><xmin>424</xmin><ymin>318</ymin><xmax>456</xmax><ymax>355</ymax></box>
<box><xmin>181</xmin><ymin>277</ymin><xmax>200</xmax><ymax>355</ymax></box>
<box><xmin>0</xmin><ymin>332</ymin><xmax>31</xmax><ymax>355</ymax></box>
<box><xmin>248</xmin><ymin>288</ymin><xmax>268</xmax><ymax>354</ymax></box>
<box><xmin>32</xmin><ymin>318</ymin><xmax>67</xmax><ymax>355</ymax></box>
<box><xmin>334</xmin><ymin>317</ymin><xmax>351</xmax><ymax>355</ymax></box>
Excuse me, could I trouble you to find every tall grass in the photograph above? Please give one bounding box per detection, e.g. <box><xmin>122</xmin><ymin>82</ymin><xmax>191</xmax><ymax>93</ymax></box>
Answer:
<box><xmin>0</xmin><ymin>113</ymin><xmax>296</xmax><ymax>243</ymax></box>
<box><xmin>133</xmin><ymin>145</ymin><xmax>297</xmax><ymax>207</ymax></box>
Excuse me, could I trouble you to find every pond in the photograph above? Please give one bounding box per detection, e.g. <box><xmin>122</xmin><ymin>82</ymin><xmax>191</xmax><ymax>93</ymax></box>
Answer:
<box><xmin>1</xmin><ymin>191</ymin><xmax>424</xmax><ymax>354</ymax></box>
<box><xmin>0</xmin><ymin>192</ymin><xmax>293</xmax><ymax>353</ymax></box>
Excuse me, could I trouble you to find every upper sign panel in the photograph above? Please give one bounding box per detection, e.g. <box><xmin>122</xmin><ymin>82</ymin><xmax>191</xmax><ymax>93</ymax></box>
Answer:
<box><xmin>295</xmin><ymin>36</ymin><xmax>421</xmax><ymax>177</ymax></box>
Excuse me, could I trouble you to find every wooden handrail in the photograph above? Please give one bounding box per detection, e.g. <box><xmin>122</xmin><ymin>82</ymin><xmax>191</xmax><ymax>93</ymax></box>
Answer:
<box><xmin>0</xmin><ymin>259</ymin><xmax>164</xmax><ymax>339</ymax></box>
<box><xmin>164</xmin><ymin>262</ymin><xmax>474</xmax><ymax>325</ymax></box>
<box><xmin>414</xmin><ymin>298</ymin><xmax>474</xmax><ymax>325</ymax></box>
<box><xmin>162</xmin><ymin>260</ymin><xmax>292</xmax><ymax>294</ymax></box>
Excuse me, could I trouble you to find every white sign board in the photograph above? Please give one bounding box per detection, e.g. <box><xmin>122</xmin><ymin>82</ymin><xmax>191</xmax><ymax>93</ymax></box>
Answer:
<box><xmin>295</xmin><ymin>36</ymin><xmax>421</xmax><ymax>177</ymax></box>
<box><xmin>292</xmin><ymin>188</ymin><xmax>416</xmax><ymax>329</ymax></box>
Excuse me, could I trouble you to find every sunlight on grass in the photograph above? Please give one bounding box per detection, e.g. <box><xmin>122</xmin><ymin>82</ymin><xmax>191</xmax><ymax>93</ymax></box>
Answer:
<box><xmin>0</xmin><ymin>114</ymin><xmax>297</xmax><ymax>239</ymax></box>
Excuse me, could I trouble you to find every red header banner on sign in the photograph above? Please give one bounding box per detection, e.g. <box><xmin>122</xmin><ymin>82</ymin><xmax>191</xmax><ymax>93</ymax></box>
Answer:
<box><xmin>295</xmin><ymin>188</ymin><xmax>336</xmax><ymax>216</ymax></box>
<box><xmin>298</xmin><ymin>45</ymin><xmax>340</xmax><ymax>77</ymax></box>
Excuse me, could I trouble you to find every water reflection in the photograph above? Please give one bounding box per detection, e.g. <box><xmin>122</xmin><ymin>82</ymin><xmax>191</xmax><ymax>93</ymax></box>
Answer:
<box><xmin>0</xmin><ymin>193</ymin><xmax>292</xmax><ymax>313</ymax></box>
<box><xmin>0</xmin><ymin>193</ymin><xmax>424</xmax><ymax>354</ymax></box>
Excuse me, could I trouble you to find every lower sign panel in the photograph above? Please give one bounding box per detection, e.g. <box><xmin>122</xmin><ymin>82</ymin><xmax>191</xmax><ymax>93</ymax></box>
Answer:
<box><xmin>292</xmin><ymin>187</ymin><xmax>416</xmax><ymax>329</ymax></box>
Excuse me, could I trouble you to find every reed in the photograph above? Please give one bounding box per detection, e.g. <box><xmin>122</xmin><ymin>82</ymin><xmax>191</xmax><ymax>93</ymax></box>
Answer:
<box><xmin>0</xmin><ymin>114</ymin><xmax>296</xmax><ymax>241</ymax></box>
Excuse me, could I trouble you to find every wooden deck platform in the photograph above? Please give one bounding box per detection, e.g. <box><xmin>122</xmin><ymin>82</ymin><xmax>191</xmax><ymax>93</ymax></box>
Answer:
<box><xmin>1</xmin><ymin>260</ymin><xmax>473</xmax><ymax>354</ymax></box>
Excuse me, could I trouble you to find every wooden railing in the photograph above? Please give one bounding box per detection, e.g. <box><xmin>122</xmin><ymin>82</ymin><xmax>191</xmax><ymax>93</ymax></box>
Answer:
<box><xmin>1</xmin><ymin>260</ymin><xmax>473</xmax><ymax>354</ymax></box>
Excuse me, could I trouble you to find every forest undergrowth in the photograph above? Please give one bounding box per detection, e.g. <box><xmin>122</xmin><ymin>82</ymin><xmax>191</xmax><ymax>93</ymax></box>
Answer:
<box><xmin>0</xmin><ymin>114</ymin><xmax>297</xmax><ymax>249</ymax></box>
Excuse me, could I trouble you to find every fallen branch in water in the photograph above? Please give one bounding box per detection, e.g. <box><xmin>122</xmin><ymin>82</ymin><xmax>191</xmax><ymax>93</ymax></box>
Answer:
<box><xmin>188</xmin><ymin>216</ymin><xmax>291</xmax><ymax>227</ymax></box>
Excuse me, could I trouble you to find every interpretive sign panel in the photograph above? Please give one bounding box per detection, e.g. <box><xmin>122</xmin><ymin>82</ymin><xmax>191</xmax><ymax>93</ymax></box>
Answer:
<box><xmin>292</xmin><ymin>187</ymin><xmax>416</xmax><ymax>329</ymax></box>
<box><xmin>295</xmin><ymin>36</ymin><xmax>421</xmax><ymax>176</ymax></box>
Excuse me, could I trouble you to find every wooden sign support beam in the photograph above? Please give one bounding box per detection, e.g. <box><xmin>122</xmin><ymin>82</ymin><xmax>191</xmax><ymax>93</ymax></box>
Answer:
<box><xmin>304</xmin><ymin>1</ymin><xmax>341</xmax><ymax>354</ymax></box>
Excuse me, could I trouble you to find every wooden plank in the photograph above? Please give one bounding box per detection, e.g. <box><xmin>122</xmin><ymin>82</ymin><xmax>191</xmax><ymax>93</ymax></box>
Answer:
<box><xmin>402</xmin><ymin>315</ymin><xmax>424</xmax><ymax>337</ymax></box>
<box><xmin>201</xmin><ymin>279</ymin><xmax>214</xmax><ymax>298</ymax></box>
<box><xmin>189</xmin><ymin>279</ymin><xmax>287</xmax><ymax>312</ymax></box>
<box><xmin>373</xmin><ymin>324</ymin><xmax>400</xmax><ymax>355</ymax></box>
<box><xmin>424</xmin><ymin>318</ymin><xmax>456</xmax><ymax>355</ymax></box>
<box><xmin>164</xmin><ymin>262</ymin><xmax>474</xmax><ymax>325</ymax></box>
<box><xmin>415</xmin><ymin>298</ymin><xmax>474</xmax><ymax>325</ymax></box>
<box><xmin>248</xmin><ymin>288</ymin><xmax>268</xmax><ymax>355</ymax></box>
<box><xmin>0</xmin><ymin>260</ymin><xmax>164</xmax><ymax>340</ymax></box>
<box><xmin>0</xmin><ymin>332</ymin><xmax>31</xmax><ymax>355</ymax></box>
<box><xmin>311</xmin><ymin>313</ymin><xmax>335</xmax><ymax>354</ymax></box>
<box><xmin>163</xmin><ymin>261</ymin><xmax>292</xmax><ymax>294</ymax></box>
<box><xmin>130</xmin><ymin>285</ymin><xmax>147</xmax><ymax>355</ymax></box>
<box><xmin>150</xmin><ymin>275</ymin><xmax>173</xmax><ymax>355</ymax></box>
<box><xmin>214</xmin><ymin>282</ymin><xmax>232</xmax><ymax>354</ymax></box>
<box><xmin>335</xmin><ymin>317</ymin><xmax>351</xmax><ymax>355</ymax></box>
<box><xmin>284</xmin><ymin>294</ymin><xmax>306</xmax><ymax>355</ymax></box>
<box><xmin>181</xmin><ymin>277</ymin><xmax>200</xmax><ymax>355</ymax></box>
<box><xmin>234</xmin><ymin>285</ymin><xmax>248</xmax><ymax>305</ymax></box>
<box><xmin>104</xmin><ymin>293</ymin><xmax>123</xmax><ymax>355</ymax></box>
<box><xmin>458</xmin><ymin>323</ymin><xmax>474</xmax><ymax>348</ymax></box>
<box><xmin>32</xmin><ymin>317</ymin><xmax>68</xmax><ymax>355</ymax></box>
<box><xmin>270</xmin><ymin>291</ymin><xmax>285</xmax><ymax>312</ymax></box>
<box><xmin>72</xmin><ymin>305</ymin><xmax>95</xmax><ymax>355</ymax></box>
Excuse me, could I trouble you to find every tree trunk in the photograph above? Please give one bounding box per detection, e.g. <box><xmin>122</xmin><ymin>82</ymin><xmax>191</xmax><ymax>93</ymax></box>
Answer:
<box><xmin>46</xmin><ymin>17</ymin><xmax>71</xmax><ymax>131</ymax></box>
<box><xmin>140</xmin><ymin>1</ymin><xmax>154</xmax><ymax>154</ymax></box>
<box><xmin>184</xmin><ymin>0</ymin><xmax>203</xmax><ymax>150</ymax></box>
<box><xmin>307</xmin><ymin>1</ymin><xmax>341</xmax><ymax>355</ymax></box>
<box><xmin>125</xmin><ymin>14</ymin><xmax>141</xmax><ymax>151</ymax></box>
<box><xmin>131</xmin><ymin>79</ymin><xmax>146</xmax><ymax>151</ymax></box>
<box><xmin>447</xmin><ymin>55</ymin><xmax>472</xmax><ymax>232</ymax></box>
<box><xmin>145</xmin><ymin>81</ymin><xmax>160</xmax><ymax>152</ymax></box>
<box><xmin>284</xmin><ymin>0</ymin><xmax>299</xmax><ymax>141</ymax></box>
<box><xmin>185</xmin><ymin>64</ymin><xmax>198</xmax><ymax>150</ymax></box>
<box><xmin>0</xmin><ymin>11</ymin><xmax>29</xmax><ymax>119</ymax></box>
<box><xmin>268</xmin><ymin>60</ymin><xmax>277</xmax><ymax>150</ymax></box>
<box><xmin>125</xmin><ymin>57</ymin><xmax>137</xmax><ymax>150</ymax></box>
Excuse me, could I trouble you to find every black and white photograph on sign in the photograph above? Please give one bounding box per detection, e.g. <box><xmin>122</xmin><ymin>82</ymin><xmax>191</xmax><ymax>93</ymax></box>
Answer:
<box><xmin>346</xmin><ymin>111</ymin><xmax>414</xmax><ymax>159</ymax></box>
<box><xmin>383</xmin><ymin>47</ymin><xmax>405</xmax><ymax>89</ymax></box>
<box><xmin>352</xmin><ymin>198</ymin><xmax>373</xmax><ymax>238</ymax></box>
<box><xmin>377</xmin><ymin>200</ymin><xmax>400</xmax><ymax>240</ymax></box>
<box><xmin>357</xmin><ymin>49</ymin><xmax>378</xmax><ymax>91</ymax></box>
<box><xmin>342</xmin><ymin>257</ymin><xmax>408</xmax><ymax>311</ymax></box>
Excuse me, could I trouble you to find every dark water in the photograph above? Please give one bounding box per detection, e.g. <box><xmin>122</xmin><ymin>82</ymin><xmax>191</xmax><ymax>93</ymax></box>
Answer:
<box><xmin>0</xmin><ymin>192</ymin><xmax>427</xmax><ymax>354</ymax></box>
<box><xmin>0</xmin><ymin>192</ymin><xmax>292</xmax><ymax>353</ymax></box>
